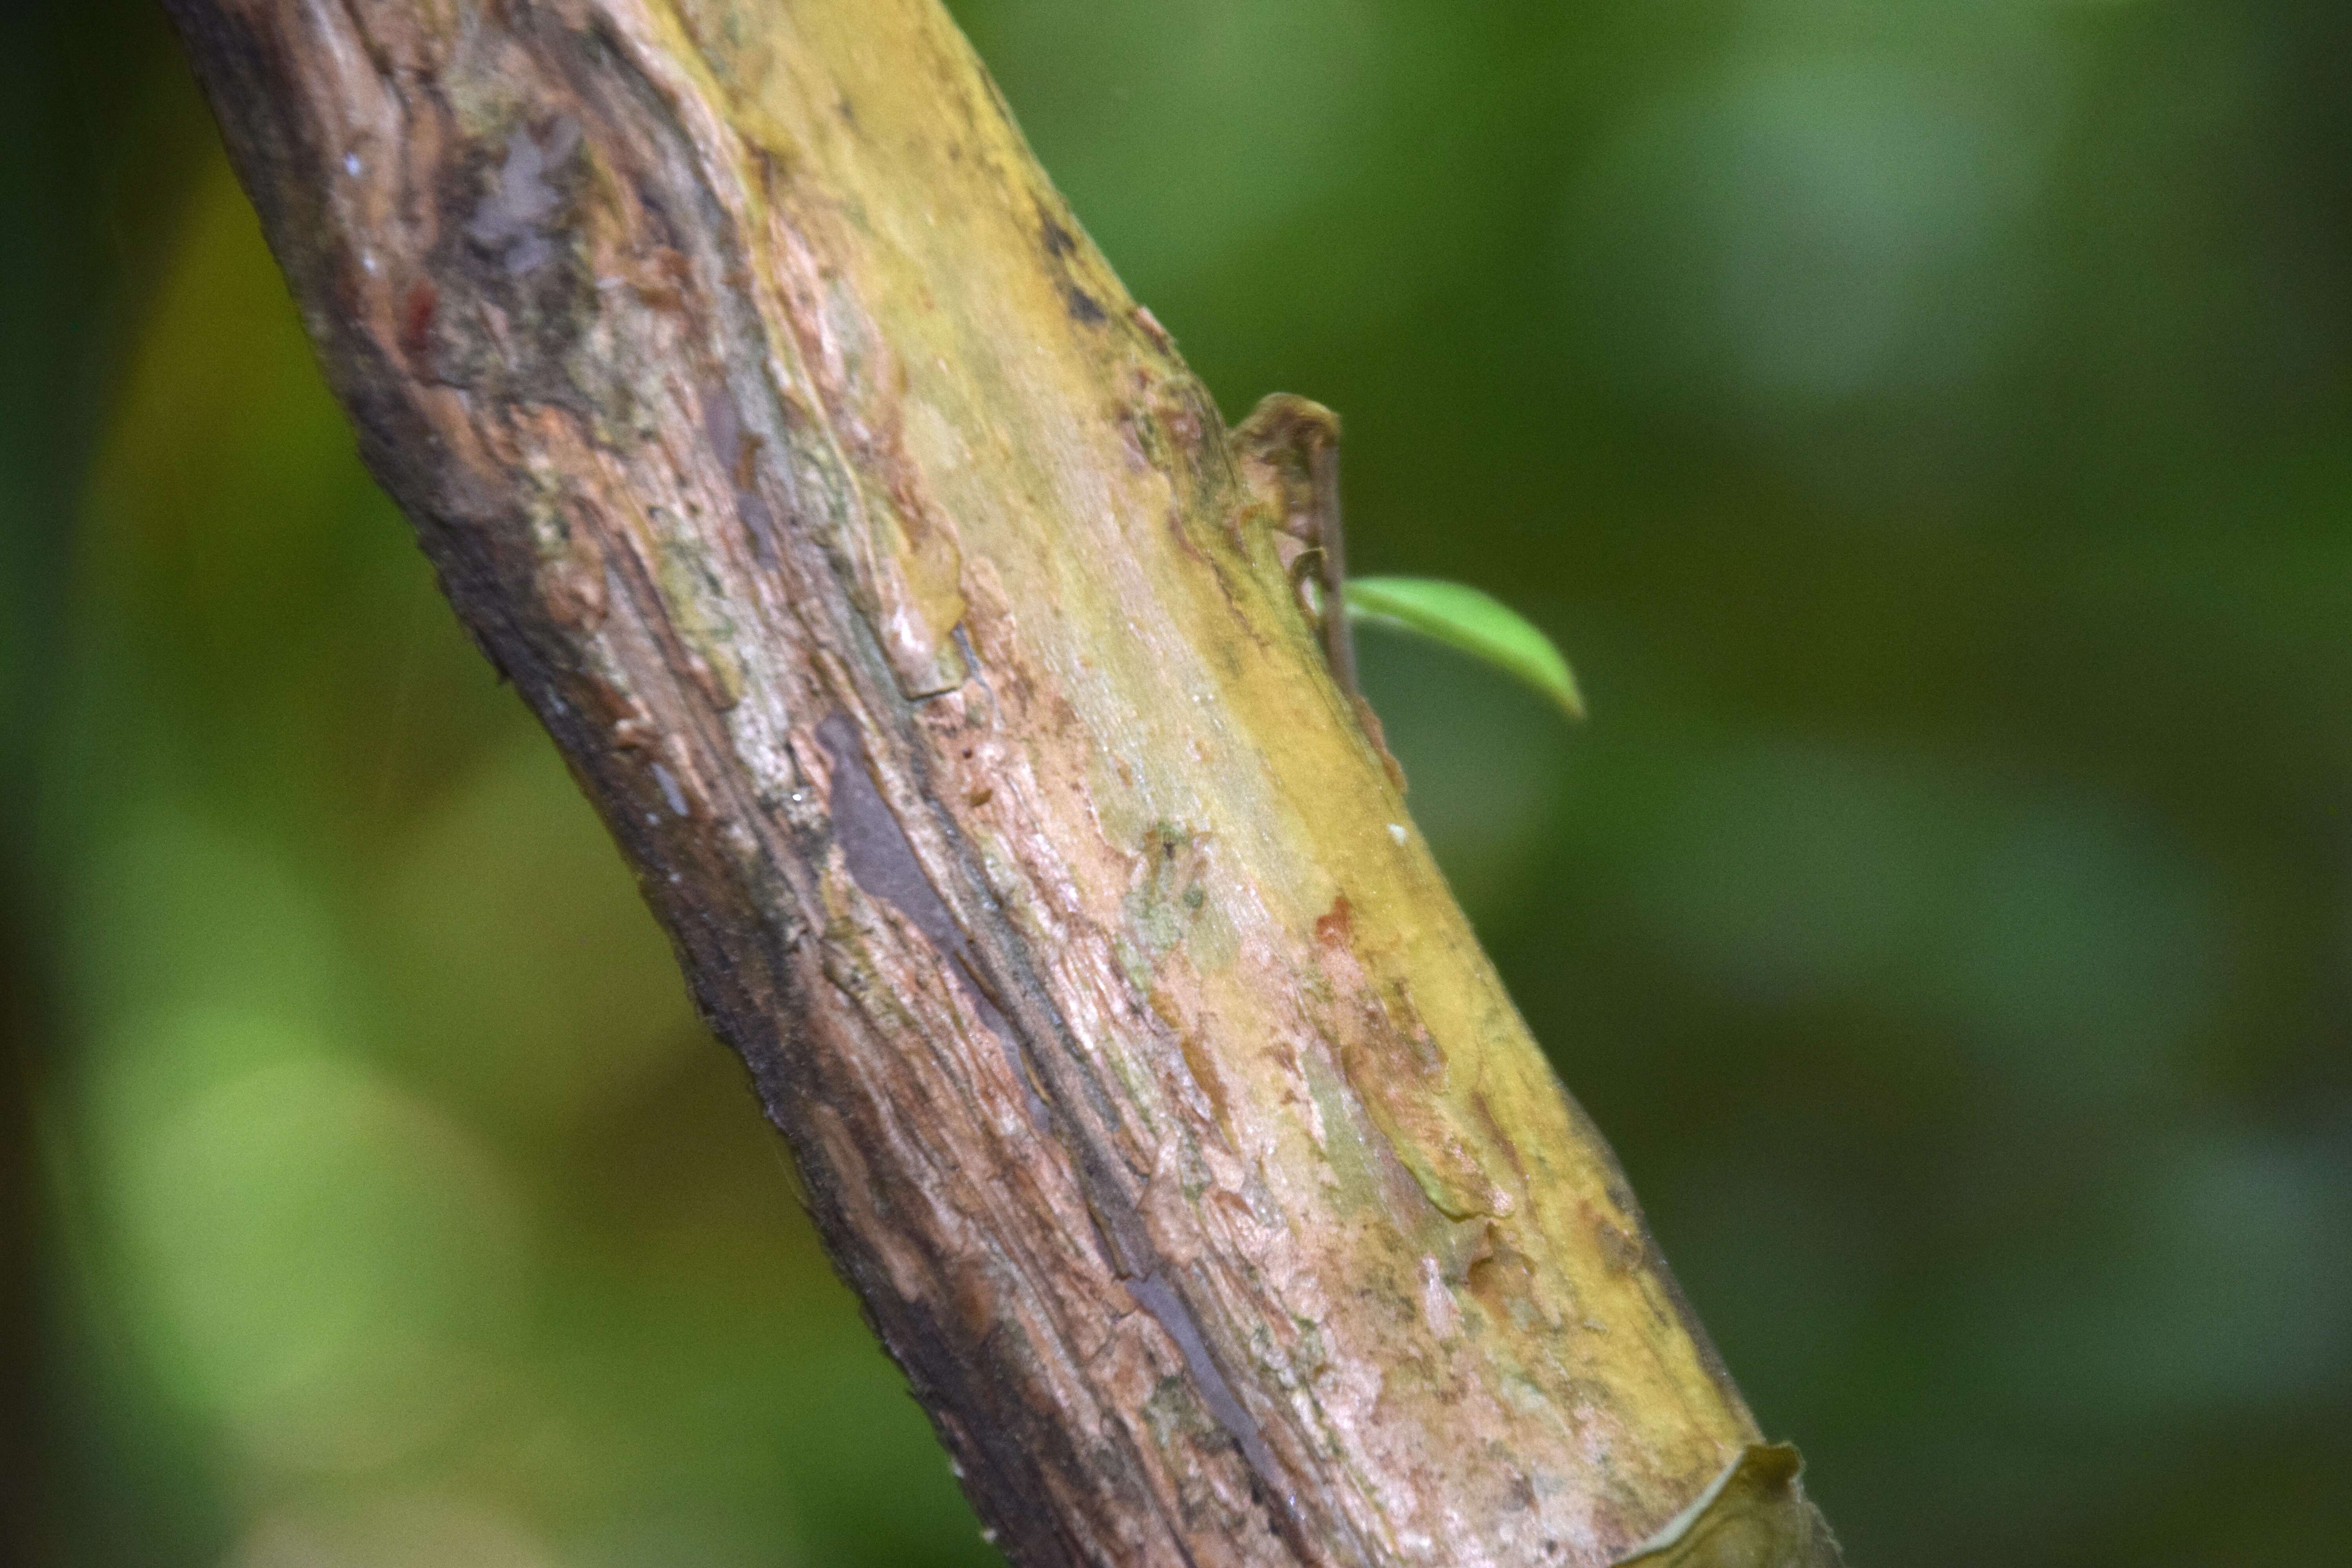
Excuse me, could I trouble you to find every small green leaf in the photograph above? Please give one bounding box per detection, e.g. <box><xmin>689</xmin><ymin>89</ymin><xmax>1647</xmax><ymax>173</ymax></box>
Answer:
<box><xmin>1343</xmin><ymin>576</ymin><xmax>1585</xmax><ymax>719</ymax></box>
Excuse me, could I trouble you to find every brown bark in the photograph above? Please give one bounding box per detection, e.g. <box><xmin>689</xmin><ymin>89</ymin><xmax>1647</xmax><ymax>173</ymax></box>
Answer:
<box><xmin>160</xmin><ymin>2</ymin><xmax>1840</xmax><ymax>1564</ymax></box>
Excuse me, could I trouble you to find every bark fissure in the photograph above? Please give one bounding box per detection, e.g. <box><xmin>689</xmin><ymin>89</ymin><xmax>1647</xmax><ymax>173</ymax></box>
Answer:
<box><xmin>817</xmin><ymin>697</ymin><xmax>1310</xmax><ymax>1552</ymax></box>
<box><xmin>164</xmin><ymin>1</ymin><xmax>1842</xmax><ymax>1564</ymax></box>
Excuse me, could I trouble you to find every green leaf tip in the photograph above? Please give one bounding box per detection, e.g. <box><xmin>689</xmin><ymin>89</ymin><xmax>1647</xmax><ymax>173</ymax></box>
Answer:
<box><xmin>1343</xmin><ymin>576</ymin><xmax>1586</xmax><ymax>720</ymax></box>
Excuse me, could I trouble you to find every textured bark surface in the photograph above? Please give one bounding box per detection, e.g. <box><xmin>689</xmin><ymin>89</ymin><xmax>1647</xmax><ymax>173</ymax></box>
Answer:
<box><xmin>163</xmin><ymin>2</ymin><xmax>1840</xmax><ymax>1564</ymax></box>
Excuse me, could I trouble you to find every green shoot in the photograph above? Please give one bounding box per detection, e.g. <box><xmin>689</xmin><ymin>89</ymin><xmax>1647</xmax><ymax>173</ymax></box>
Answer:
<box><xmin>1343</xmin><ymin>576</ymin><xmax>1585</xmax><ymax>720</ymax></box>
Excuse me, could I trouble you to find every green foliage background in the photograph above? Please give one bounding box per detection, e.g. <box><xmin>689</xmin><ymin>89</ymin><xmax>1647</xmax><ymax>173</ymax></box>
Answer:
<box><xmin>7</xmin><ymin>1</ymin><xmax>2351</xmax><ymax>1563</ymax></box>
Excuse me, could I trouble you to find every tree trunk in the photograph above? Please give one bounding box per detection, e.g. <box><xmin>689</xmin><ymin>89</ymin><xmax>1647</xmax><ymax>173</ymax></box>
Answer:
<box><xmin>161</xmin><ymin>3</ymin><xmax>1840</xmax><ymax>1564</ymax></box>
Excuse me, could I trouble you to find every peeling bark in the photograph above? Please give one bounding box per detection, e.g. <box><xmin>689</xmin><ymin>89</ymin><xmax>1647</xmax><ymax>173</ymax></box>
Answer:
<box><xmin>161</xmin><ymin>2</ymin><xmax>1842</xmax><ymax>1564</ymax></box>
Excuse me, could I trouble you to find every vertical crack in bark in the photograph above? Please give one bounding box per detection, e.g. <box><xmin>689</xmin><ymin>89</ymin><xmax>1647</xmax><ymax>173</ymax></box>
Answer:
<box><xmin>817</xmin><ymin>711</ymin><xmax>1042</xmax><ymax>1125</ymax></box>
<box><xmin>818</xmin><ymin>707</ymin><xmax>1335</xmax><ymax>1564</ymax></box>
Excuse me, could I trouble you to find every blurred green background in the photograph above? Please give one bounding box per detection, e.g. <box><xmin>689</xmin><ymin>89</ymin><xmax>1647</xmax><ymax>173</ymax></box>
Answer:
<box><xmin>8</xmin><ymin>0</ymin><xmax>2351</xmax><ymax>1563</ymax></box>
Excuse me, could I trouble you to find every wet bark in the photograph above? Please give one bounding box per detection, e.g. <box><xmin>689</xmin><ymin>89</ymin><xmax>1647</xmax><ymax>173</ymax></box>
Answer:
<box><xmin>161</xmin><ymin>2</ymin><xmax>1840</xmax><ymax>1564</ymax></box>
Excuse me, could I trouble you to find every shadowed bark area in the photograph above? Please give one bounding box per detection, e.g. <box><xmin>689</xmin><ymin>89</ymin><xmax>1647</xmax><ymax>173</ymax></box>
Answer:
<box><xmin>161</xmin><ymin>2</ymin><xmax>1840</xmax><ymax>1563</ymax></box>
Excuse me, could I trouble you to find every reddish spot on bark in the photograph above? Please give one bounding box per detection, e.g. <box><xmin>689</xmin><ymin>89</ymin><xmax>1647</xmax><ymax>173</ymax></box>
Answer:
<box><xmin>1314</xmin><ymin>894</ymin><xmax>1353</xmax><ymax>947</ymax></box>
<box><xmin>733</xmin><ymin>429</ymin><xmax>764</xmax><ymax>490</ymax></box>
<box><xmin>1132</xmin><ymin>305</ymin><xmax>1174</xmax><ymax>352</ymax></box>
<box><xmin>1466</xmin><ymin>1242</ymin><xmax>1534</xmax><ymax>1311</ymax></box>
<box><xmin>400</xmin><ymin>279</ymin><xmax>438</xmax><ymax>360</ymax></box>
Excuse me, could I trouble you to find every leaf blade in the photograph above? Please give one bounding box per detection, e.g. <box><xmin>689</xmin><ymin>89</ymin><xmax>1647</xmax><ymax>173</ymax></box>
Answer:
<box><xmin>1343</xmin><ymin>576</ymin><xmax>1586</xmax><ymax>719</ymax></box>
